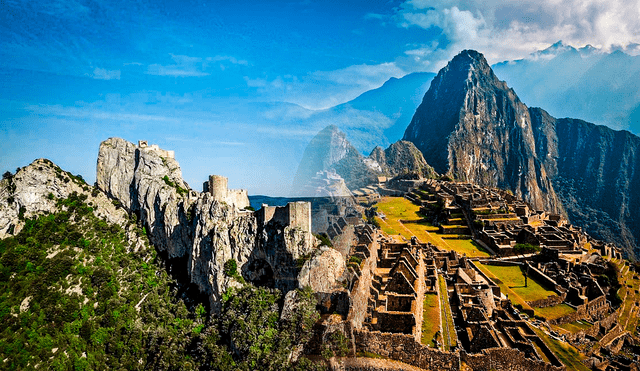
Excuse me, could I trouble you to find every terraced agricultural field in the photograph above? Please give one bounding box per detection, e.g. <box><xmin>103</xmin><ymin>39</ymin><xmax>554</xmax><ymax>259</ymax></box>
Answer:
<box><xmin>479</xmin><ymin>264</ymin><xmax>557</xmax><ymax>302</ymax></box>
<box><xmin>534</xmin><ymin>304</ymin><xmax>576</xmax><ymax>320</ymax></box>
<box><xmin>530</xmin><ymin>325</ymin><xmax>590</xmax><ymax>371</ymax></box>
<box><xmin>375</xmin><ymin>197</ymin><xmax>490</xmax><ymax>257</ymax></box>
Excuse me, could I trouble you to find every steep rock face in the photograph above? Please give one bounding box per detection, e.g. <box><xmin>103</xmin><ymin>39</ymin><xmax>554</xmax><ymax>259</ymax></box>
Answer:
<box><xmin>403</xmin><ymin>50</ymin><xmax>561</xmax><ymax>213</ymax></box>
<box><xmin>0</xmin><ymin>159</ymin><xmax>144</xmax><ymax>247</ymax></box>
<box><xmin>291</xmin><ymin>125</ymin><xmax>378</xmax><ymax>195</ymax></box>
<box><xmin>96</xmin><ymin>138</ymin><xmax>330</xmax><ymax>309</ymax></box>
<box><xmin>368</xmin><ymin>140</ymin><xmax>438</xmax><ymax>178</ymax></box>
<box><xmin>530</xmin><ymin>108</ymin><xmax>640</xmax><ymax>258</ymax></box>
<box><xmin>297</xmin><ymin>246</ymin><xmax>345</xmax><ymax>293</ymax></box>
<box><xmin>402</xmin><ymin>50</ymin><xmax>640</xmax><ymax>258</ymax></box>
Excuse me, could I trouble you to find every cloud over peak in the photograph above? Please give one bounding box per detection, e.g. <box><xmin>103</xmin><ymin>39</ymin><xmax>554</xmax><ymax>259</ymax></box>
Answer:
<box><xmin>393</xmin><ymin>0</ymin><xmax>640</xmax><ymax>65</ymax></box>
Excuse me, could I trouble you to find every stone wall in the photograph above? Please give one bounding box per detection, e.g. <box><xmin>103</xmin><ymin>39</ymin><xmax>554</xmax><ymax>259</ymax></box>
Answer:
<box><xmin>288</xmin><ymin>201</ymin><xmax>312</xmax><ymax>233</ymax></box>
<box><xmin>353</xmin><ymin>330</ymin><xmax>460</xmax><ymax>371</ymax></box>
<box><xmin>376</xmin><ymin>312</ymin><xmax>415</xmax><ymax>334</ymax></box>
<box><xmin>461</xmin><ymin>348</ymin><xmax>565</xmax><ymax>371</ymax></box>
<box><xmin>481</xmin><ymin>260</ymin><xmax>521</xmax><ymax>267</ymax></box>
<box><xmin>528</xmin><ymin>293</ymin><xmax>565</xmax><ymax>309</ymax></box>
<box><xmin>347</xmin><ymin>233</ymin><xmax>379</xmax><ymax>329</ymax></box>
<box><xmin>207</xmin><ymin>174</ymin><xmax>250</xmax><ymax>209</ymax></box>
<box><xmin>138</xmin><ymin>141</ymin><xmax>175</xmax><ymax>159</ymax></box>
<box><xmin>548</xmin><ymin>298</ymin><xmax>609</xmax><ymax>326</ymax></box>
<box><xmin>525</xmin><ymin>263</ymin><xmax>560</xmax><ymax>292</ymax></box>
<box><xmin>258</xmin><ymin>202</ymin><xmax>312</xmax><ymax>233</ymax></box>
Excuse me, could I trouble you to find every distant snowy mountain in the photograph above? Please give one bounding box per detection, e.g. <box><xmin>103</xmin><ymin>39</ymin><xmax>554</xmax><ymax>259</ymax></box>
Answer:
<box><xmin>492</xmin><ymin>41</ymin><xmax>640</xmax><ymax>133</ymax></box>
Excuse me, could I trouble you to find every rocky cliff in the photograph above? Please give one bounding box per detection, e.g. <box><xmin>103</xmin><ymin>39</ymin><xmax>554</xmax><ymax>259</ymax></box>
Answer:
<box><xmin>530</xmin><ymin>108</ymin><xmax>640</xmax><ymax>258</ymax></box>
<box><xmin>403</xmin><ymin>50</ymin><xmax>561</xmax><ymax>214</ymax></box>
<box><xmin>0</xmin><ymin>158</ymin><xmax>137</xmax><ymax>244</ymax></box>
<box><xmin>404</xmin><ymin>50</ymin><xmax>640</xmax><ymax>258</ymax></box>
<box><xmin>368</xmin><ymin>140</ymin><xmax>438</xmax><ymax>179</ymax></box>
<box><xmin>0</xmin><ymin>138</ymin><xmax>346</xmax><ymax>312</ymax></box>
<box><xmin>94</xmin><ymin>138</ymin><xmax>348</xmax><ymax>309</ymax></box>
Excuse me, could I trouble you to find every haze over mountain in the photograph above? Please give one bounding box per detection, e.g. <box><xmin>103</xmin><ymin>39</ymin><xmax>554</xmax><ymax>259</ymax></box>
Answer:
<box><xmin>404</xmin><ymin>50</ymin><xmax>640</xmax><ymax>259</ymax></box>
<box><xmin>493</xmin><ymin>42</ymin><xmax>640</xmax><ymax>133</ymax></box>
<box><xmin>292</xmin><ymin>125</ymin><xmax>436</xmax><ymax>197</ymax></box>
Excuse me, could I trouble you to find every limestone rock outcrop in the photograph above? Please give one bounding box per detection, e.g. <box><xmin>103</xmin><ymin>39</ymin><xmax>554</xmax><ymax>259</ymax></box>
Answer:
<box><xmin>297</xmin><ymin>246</ymin><xmax>345</xmax><ymax>293</ymax></box>
<box><xmin>0</xmin><ymin>158</ymin><xmax>141</xmax><ymax>247</ymax></box>
<box><xmin>95</xmin><ymin>138</ymin><xmax>338</xmax><ymax>309</ymax></box>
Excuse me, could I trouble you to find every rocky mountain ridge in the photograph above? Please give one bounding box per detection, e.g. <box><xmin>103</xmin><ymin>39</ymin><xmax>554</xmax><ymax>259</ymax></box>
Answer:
<box><xmin>369</xmin><ymin>140</ymin><xmax>438</xmax><ymax>179</ymax></box>
<box><xmin>404</xmin><ymin>49</ymin><xmax>640</xmax><ymax>258</ymax></box>
<box><xmin>529</xmin><ymin>108</ymin><xmax>640</xmax><ymax>258</ymax></box>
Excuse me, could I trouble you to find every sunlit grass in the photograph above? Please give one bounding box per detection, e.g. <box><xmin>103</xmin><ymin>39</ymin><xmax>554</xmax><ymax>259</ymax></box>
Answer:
<box><xmin>530</xmin><ymin>325</ymin><xmax>590</xmax><ymax>371</ymax></box>
<box><xmin>443</xmin><ymin>239</ymin><xmax>490</xmax><ymax>258</ymax></box>
<box><xmin>480</xmin><ymin>264</ymin><xmax>557</xmax><ymax>302</ymax></box>
<box><xmin>534</xmin><ymin>304</ymin><xmax>576</xmax><ymax>320</ymax></box>
<box><xmin>559</xmin><ymin>321</ymin><xmax>592</xmax><ymax>333</ymax></box>
<box><xmin>375</xmin><ymin>197</ymin><xmax>489</xmax><ymax>257</ymax></box>
<box><xmin>475</xmin><ymin>263</ymin><xmax>534</xmax><ymax>311</ymax></box>
<box><xmin>438</xmin><ymin>276</ymin><xmax>456</xmax><ymax>350</ymax></box>
<box><xmin>421</xmin><ymin>293</ymin><xmax>440</xmax><ymax>347</ymax></box>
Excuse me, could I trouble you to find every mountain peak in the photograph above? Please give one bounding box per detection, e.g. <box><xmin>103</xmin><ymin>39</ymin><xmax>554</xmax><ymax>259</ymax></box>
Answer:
<box><xmin>450</xmin><ymin>49</ymin><xmax>489</xmax><ymax>67</ymax></box>
<box><xmin>443</xmin><ymin>50</ymin><xmax>494</xmax><ymax>79</ymax></box>
<box><xmin>435</xmin><ymin>50</ymin><xmax>504</xmax><ymax>93</ymax></box>
<box><xmin>403</xmin><ymin>50</ymin><xmax>562</xmax><ymax>213</ymax></box>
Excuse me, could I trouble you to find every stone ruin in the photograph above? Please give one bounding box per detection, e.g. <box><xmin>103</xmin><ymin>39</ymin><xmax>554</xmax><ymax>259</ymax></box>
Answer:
<box><xmin>137</xmin><ymin>140</ymin><xmax>175</xmax><ymax>159</ymax></box>
<box><xmin>314</xmin><ymin>176</ymin><xmax>635</xmax><ymax>370</ymax></box>
<box><xmin>312</xmin><ymin>224</ymin><xmax>567</xmax><ymax>370</ymax></box>
<box><xmin>202</xmin><ymin>174</ymin><xmax>250</xmax><ymax>210</ymax></box>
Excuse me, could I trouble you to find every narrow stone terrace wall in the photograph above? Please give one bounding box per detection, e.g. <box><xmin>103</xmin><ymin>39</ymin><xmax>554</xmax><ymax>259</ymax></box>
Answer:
<box><xmin>549</xmin><ymin>297</ymin><xmax>609</xmax><ymax>326</ymax></box>
<box><xmin>525</xmin><ymin>263</ymin><xmax>561</xmax><ymax>292</ymax></box>
<box><xmin>460</xmin><ymin>348</ymin><xmax>565</xmax><ymax>371</ymax></box>
<box><xmin>353</xmin><ymin>330</ymin><xmax>460</xmax><ymax>371</ymax></box>
<box><xmin>347</xmin><ymin>235</ymin><xmax>379</xmax><ymax>329</ymax></box>
<box><xmin>528</xmin><ymin>294</ymin><xmax>565</xmax><ymax>309</ymax></box>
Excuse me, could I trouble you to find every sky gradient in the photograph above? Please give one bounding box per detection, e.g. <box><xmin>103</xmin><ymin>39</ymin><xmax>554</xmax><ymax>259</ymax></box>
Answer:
<box><xmin>2</xmin><ymin>0</ymin><xmax>640</xmax><ymax>195</ymax></box>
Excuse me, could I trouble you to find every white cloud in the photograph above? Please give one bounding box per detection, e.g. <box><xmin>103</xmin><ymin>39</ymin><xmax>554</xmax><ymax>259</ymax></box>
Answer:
<box><xmin>311</xmin><ymin>62</ymin><xmax>404</xmax><ymax>87</ymax></box>
<box><xmin>147</xmin><ymin>54</ymin><xmax>209</xmax><ymax>77</ymax></box>
<box><xmin>393</xmin><ymin>0</ymin><xmax>640</xmax><ymax>65</ymax></box>
<box><xmin>89</xmin><ymin>67</ymin><xmax>121</xmax><ymax>80</ymax></box>
<box><xmin>206</xmin><ymin>55</ymin><xmax>249</xmax><ymax>66</ymax></box>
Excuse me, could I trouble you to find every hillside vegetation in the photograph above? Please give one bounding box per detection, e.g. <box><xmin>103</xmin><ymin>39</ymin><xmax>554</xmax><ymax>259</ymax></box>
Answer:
<box><xmin>0</xmin><ymin>190</ymin><xmax>321</xmax><ymax>370</ymax></box>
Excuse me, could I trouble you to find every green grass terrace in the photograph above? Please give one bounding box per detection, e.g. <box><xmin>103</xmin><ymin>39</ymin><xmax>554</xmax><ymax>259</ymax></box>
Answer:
<box><xmin>421</xmin><ymin>293</ymin><xmax>440</xmax><ymax>347</ymax></box>
<box><xmin>475</xmin><ymin>263</ymin><xmax>565</xmax><ymax>319</ymax></box>
<box><xmin>530</xmin><ymin>325</ymin><xmax>590</xmax><ymax>371</ymax></box>
<box><xmin>375</xmin><ymin>197</ymin><xmax>490</xmax><ymax>258</ymax></box>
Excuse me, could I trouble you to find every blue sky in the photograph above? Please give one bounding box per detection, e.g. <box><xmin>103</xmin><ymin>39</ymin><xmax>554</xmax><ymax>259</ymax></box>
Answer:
<box><xmin>2</xmin><ymin>0</ymin><xmax>640</xmax><ymax>195</ymax></box>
